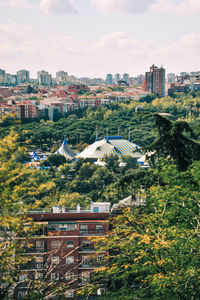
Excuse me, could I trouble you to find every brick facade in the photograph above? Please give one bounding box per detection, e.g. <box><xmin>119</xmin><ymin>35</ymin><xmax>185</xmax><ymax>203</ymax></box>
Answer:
<box><xmin>15</xmin><ymin>204</ymin><xmax>110</xmax><ymax>299</ymax></box>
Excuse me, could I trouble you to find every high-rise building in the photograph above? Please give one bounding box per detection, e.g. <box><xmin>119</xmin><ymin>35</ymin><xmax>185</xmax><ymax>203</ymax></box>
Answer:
<box><xmin>105</xmin><ymin>74</ymin><xmax>113</xmax><ymax>85</ymax></box>
<box><xmin>137</xmin><ymin>74</ymin><xmax>145</xmax><ymax>85</ymax></box>
<box><xmin>37</xmin><ymin>70</ymin><xmax>52</xmax><ymax>86</ymax></box>
<box><xmin>122</xmin><ymin>73</ymin><xmax>129</xmax><ymax>84</ymax></box>
<box><xmin>145</xmin><ymin>65</ymin><xmax>165</xmax><ymax>97</ymax></box>
<box><xmin>16</xmin><ymin>70</ymin><xmax>30</xmax><ymax>84</ymax></box>
<box><xmin>167</xmin><ymin>73</ymin><xmax>176</xmax><ymax>83</ymax></box>
<box><xmin>6</xmin><ymin>74</ymin><xmax>17</xmax><ymax>85</ymax></box>
<box><xmin>56</xmin><ymin>71</ymin><xmax>69</xmax><ymax>85</ymax></box>
<box><xmin>0</xmin><ymin>69</ymin><xmax>6</xmax><ymax>84</ymax></box>
<box><xmin>114</xmin><ymin>74</ymin><xmax>121</xmax><ymax>85</ymax></box>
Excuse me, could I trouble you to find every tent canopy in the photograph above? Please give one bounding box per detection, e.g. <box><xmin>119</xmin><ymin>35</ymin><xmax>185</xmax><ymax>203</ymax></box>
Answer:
<box><xmin>76</xmin><ymin>136</ymin><xmax>142</xmax><ymax>160</ymax></box>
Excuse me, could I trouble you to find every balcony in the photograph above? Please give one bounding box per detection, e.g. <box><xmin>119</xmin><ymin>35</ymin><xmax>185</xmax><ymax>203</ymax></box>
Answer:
<box><xmin>79</xmin><ymin>245</ymin><xmax>96</xmax><ymax>252</ymax></box>
<box><xmin>79</xmin><ymin>262</ymin><xmax>102</xmax><ymax>268</ymax></box>
<box><xmin>18</xmin><ymin>227</ymin><xmax>48</xmax><ymax>237</ymax></box>
<box><xmin>79</xmin><ymin>230</ymin><xmax>106</xmax><ymax>236</ymax></box>
<box><xmin>21</xmin><ymin>263</ymin><xmax>45</xmax><ymax>270</ymax></box>
<box><xmin>32</xmin><ymin>227</ymin><xmax>48</xmax><ymax>236</ymax></box>
<box><xmin>24</xmin><ymin>247</ymin><xmax>47</xmax><ymax>254</ymax></box>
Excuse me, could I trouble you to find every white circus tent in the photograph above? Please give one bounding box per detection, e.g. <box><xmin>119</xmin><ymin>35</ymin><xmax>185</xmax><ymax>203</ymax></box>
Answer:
<box><xmin>56</xmin><ymin>138</ymin><xmax>77</xmax><ymax>160</ymax></box>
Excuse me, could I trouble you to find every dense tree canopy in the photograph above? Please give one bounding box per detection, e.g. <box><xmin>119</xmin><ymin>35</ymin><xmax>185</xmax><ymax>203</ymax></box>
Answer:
<box><xmin>81</xmin><ymin>161</ymin><xmax>200</xmax><ymax>300</ymax></box>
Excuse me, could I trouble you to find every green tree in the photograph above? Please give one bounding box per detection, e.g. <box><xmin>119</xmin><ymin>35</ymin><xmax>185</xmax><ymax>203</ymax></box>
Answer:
<box><xmin>42</xmin><ymin>154</ymin><xmax>66</xmax><ymax>168</ymax></box>
<box><xmin>81</xmin><ymin>161</ymin><xmax>200</xmax><ymax>300</ymax></box>
<box><xmin>145</xmin><ymin>114</ymin><xmax>200</xmax><ymax>170</ymax></box>
<box><xmin>0</xmin><ymin>131</ymin><xmax>56</xmax><ymax>298</ymax></box>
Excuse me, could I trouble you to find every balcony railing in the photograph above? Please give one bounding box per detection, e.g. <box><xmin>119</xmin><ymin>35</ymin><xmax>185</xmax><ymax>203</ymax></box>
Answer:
<box><xmin>79</xmin><ymin>261</ymin><xmax>102</xmax><ymax>268</ymax></box>
<box><xmin>21</xmin><ymin>263</ymin><xmax>45</xmax><ymax>270</ymax></box>
<box><xmin>79</xmin><ymin>230</ymin><xmax>106</xmax><ymax>236</ymax></box>
<box><xmin>79</xmin><ymin>245</ymin><xmax>96</xmax><ymax>252</ymax></box>
<box><xmin>24</xmin><ymin>247</ymin><xmax>47</xmax><ymax>254</ymax></box>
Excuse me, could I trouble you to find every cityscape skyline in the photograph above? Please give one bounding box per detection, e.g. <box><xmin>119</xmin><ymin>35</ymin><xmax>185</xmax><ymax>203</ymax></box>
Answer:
<box><xmin>0</xmin><ymin>0</ymin><xmax>199</xmax><ymax>78</ymax></box>
<box><xmin>1</xmin><ymin>66</ymin><xmax>200</xmax><ymax>82</ymax></box>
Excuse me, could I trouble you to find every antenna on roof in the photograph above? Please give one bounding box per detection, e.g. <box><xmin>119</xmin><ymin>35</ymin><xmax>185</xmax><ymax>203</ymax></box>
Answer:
<box><xmin>96</xmin><ymin>125</ymin><xmax>98</xmax><ymax>141</ymax></box>
<box><xmin>118</xmin><ymin>125</ymin><xmax>120</xmax><ymax>136</ymax></box>
<box><xmin>128</xmin><ymin>128</ymin><xmax>131</xmax><ymax>142</ymax></box>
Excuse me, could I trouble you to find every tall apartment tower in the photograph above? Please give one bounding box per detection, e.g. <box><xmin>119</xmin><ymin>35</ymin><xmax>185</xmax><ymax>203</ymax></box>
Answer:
<box><xmin>0</xmin><ymin>69</ymin><xmax>6</xmax><ymax>84</ymax></box>
<box><xmin>37</xmin><ymin>70</ymin><xmax>52</xmax><ymax>86</ymax></box>
<box><xmin>56</xmin><ymin>70</ymin><xmax>69</xmax><ymax>85</ymax></box>
<box><xmin>145</xmin><ymin>65</ymin><xmax>165</xmax><ymax>97</ymax></box>
<box><xmin>16</xmin><ymin>70</ymin><xmax>30</xmax><ymax>84</ymax></box>
<box><xmin>122</xmin><ymin>73</ymin><xmax>129</xmax><ymax>84</ymax></box>
<box><xmin>114</xmin><ymin>74</ymin><xmax>121</xmax><ymax>85</ymax></box>
<box><xmin>105</xmin><ymin>74</ymin><xmax>113</xmax><ymax>85</ymax></box>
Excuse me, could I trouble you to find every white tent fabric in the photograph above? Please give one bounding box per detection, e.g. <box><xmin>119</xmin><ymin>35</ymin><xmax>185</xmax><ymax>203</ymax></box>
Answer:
<box><xmin>56</xmin><ymin>138</ymin><xmax>77</xmax><ymax>160</ymax></box>
<box><xmin>76</xmin><ymin>136</ymin><xmax>142</xmax><ymax>159</ymax></box>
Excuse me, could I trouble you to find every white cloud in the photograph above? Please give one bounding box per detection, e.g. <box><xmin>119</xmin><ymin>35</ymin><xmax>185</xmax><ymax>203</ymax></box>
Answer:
<box><xmin>91</xmin><ymin>0</ymin><xmax>200</xmax><ymax>14</ymax></box>
<box><xmin>0</xmin><ymin>22</ymin><xmax>200</xmax><ymax>77</ymax></box>
<box><xmin>40</xmin><ymin>0</ymin><xmax>78</xmax><ymax>14</ymax></box>
<box><xmin>149</xmin><ymin>0</ymin><xmax>200</xmax><ymax>14</ymax></box>
<box><xmin>0</xmin><ymin>0</ymin><xmax>31</xmax><ymax>8</ymax></box>
<box><xmin>91</xmin><ymin>0</ymin><xmax>156</xmax><ymax>13</ymax></box>
<box><xmin>93</xmin><ymin>32</ymin><xmax>154</xmax><ymax>56</ymax></box>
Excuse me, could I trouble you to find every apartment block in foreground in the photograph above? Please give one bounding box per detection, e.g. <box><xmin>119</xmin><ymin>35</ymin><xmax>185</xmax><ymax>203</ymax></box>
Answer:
<box><xmin>15</xmin><ymin>202</ymin><xmax>110</xmax><ymax>300</ymax></box>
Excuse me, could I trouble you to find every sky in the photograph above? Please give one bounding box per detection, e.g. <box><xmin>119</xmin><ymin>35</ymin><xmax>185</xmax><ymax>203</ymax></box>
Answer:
<box><xmin>0</xmin><ymin>0</ymin><xmax>200</xmax><ymax>79</ymax></box>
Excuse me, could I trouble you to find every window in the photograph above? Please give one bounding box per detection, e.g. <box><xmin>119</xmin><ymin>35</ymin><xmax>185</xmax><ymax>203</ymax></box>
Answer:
<box><xmin>36</xmin><ymin>240</ymin><xmax>44</xmax><ymax>249</ymax></box>
<box><xmin>48</xmin><ymin>222</ymin><xmax>77</xmax><ymax>231</ymax></box>
<box><xmin>66</xmin><ymin>256</ymin><xmax>74</xmax><ymax>264</ymax></box>
<box><xmin>51</xmin><ymin>240</ymin><xmax>61</xmax><ymax>249</ymax></box>
<box><xmin>81</xmin><ymin>240</ymin><xmax>93</xmax><ymax>251</ymax></box>
<box><xmin>51</xmin><ymin>273</ymin><xmax>59</xmax><ymax>281</ymax></box>
<box><xmin>82</xmin><ymin>256</ymin><xmax>90</xmax><ymax>266</ymax></box>
<box><xmin>96</xmin><ymin>225</ymin><xmax>103</xmax><ymax>231</ymax></box>
<box><xmin>36</xmin><ymin>257</ymin><xmax>43</xmax><ymax>263</ymax></box>
<box><xmin>93</xmin><ymin>207</ymin><xmax>99</xmax><ymax>213</ymax></box>
<box><xmin>35</xmin><ymin>272</ymin><xmax>43</xmax><ymax>280</ymax></box>
<box><xmin>35</xmin><ymin>256</ymin><xmax>43</xmax><ymax>268</ymax></box>
<box><xmin>65</xmin><ymin>290</ymin><xmax>74</xmax><ymax>298</ymax></box>
<box><xmin>97</xmin><ymin>255</ymin><xmax>104</xmax><ymax>264</ymax></box>
<box><xmin>65</xmin><ymin>272</ymin><xmax>74</xmax><ymax>281</ymax></box>
<box><xmin>80</xmin><ymin>225</ymin><xmax>88</xmax><ymax>232</ymax></box>
<box><xmin>81</xmin><ymin>271</ymin><xmax>90</xmax><ymax>284</ymax></box>
<box><xmin>66</xmin><ymin>240</ymin><xmax>74</xmax><ymax>248</ymax></box>
<box><xmin>51</xmin><ymin>256</ymin><xmax>59</xmax><ymax>265</ymax></box>
<box><xmin>19</xmin><ymin>274</ymin><xmax>27</xmax><ymax>282</ymax></box>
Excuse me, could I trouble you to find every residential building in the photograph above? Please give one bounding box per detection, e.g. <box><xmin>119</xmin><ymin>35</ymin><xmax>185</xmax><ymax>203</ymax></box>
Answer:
<box><xmin>56</xmin><ymin>71</ymin><xmax>69</xmax><ymax>86</ymax></box>
<box><xmin>16</xmin><ymin>70</ymin><xmax>30</xmax><ymax>84</ymax></box>
<box><xmin>145</xmin><ymin>65</ymin><xmax>165</xmax><ymax>97</ymax></box>
<box><xmin>122</xmin><ymin>73</ymin><xmax>129</xmax><ymax>84</ymax></box>
<box><xmin>14</xmin><ymin>202</ymin><xmax>110</xmax><ymax>300</ymax></box>
<box><xmin>0</xmin><ymin>87</ymin><xmax>13</xmax><ymax>99</ymax></box>
<box><xmin>68</xmin><ymin>85</ymin><xmax>89</xmax><ymax>94</ymax></box>
<box><xmin>0</xmin><ymin>103</ymin><xmax>19</xmax><ymax>117</ymax></box>
<box><xmin>45</xmin><ymin>106</ymin><xmax>60</xmax><ymax>121</ymax></box>
<box><xmin>17</xmin><ymin>102</ymin><xmax>38</xmax><ymax>120</ymax></box>
<box><xmin>114</xmin><ymin>74</ymin><xmax>121</xmax><ymax>85</ymax></box>
<box><xmin>37</xmin><ymin>70</ymin><xmax>52</xmax><ymax>86</ymax></box>
<box><xmin>0</xmin><ymin>69</ymin><xmax>6</xmax><ymax>84</ymax></box>
<box><xmin>137</xmin><ymin>74</ymin><xmax>145</xmax><ymax>85</ymax></box>
<box><xmin>105</xmin><ymin>74</ymin><xmax>113</xmax><ymax>85</ymax></box>
<box><xmin>167</xmin><ymin>73</ymin><xmax>176</xmax><ymax>83</ymax></box>
<box><xmin>6</xmin><ymin>74</ymin><xmax>17</xmax><ymax>85</ymax></box>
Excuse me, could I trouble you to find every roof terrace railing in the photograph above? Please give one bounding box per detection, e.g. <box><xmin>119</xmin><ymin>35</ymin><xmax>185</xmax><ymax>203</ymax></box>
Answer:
<box><xmin>27</xmin><ymin>209</ymin><xmax>109</xmax><ymax>214</ymax></box>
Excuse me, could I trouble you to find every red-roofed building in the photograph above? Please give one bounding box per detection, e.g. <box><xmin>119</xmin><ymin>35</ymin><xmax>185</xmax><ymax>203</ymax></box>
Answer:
<box><xmin>68</xmin><ymin>85</ymin><xmax>89</xmax><ymax>94</ymax></box>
